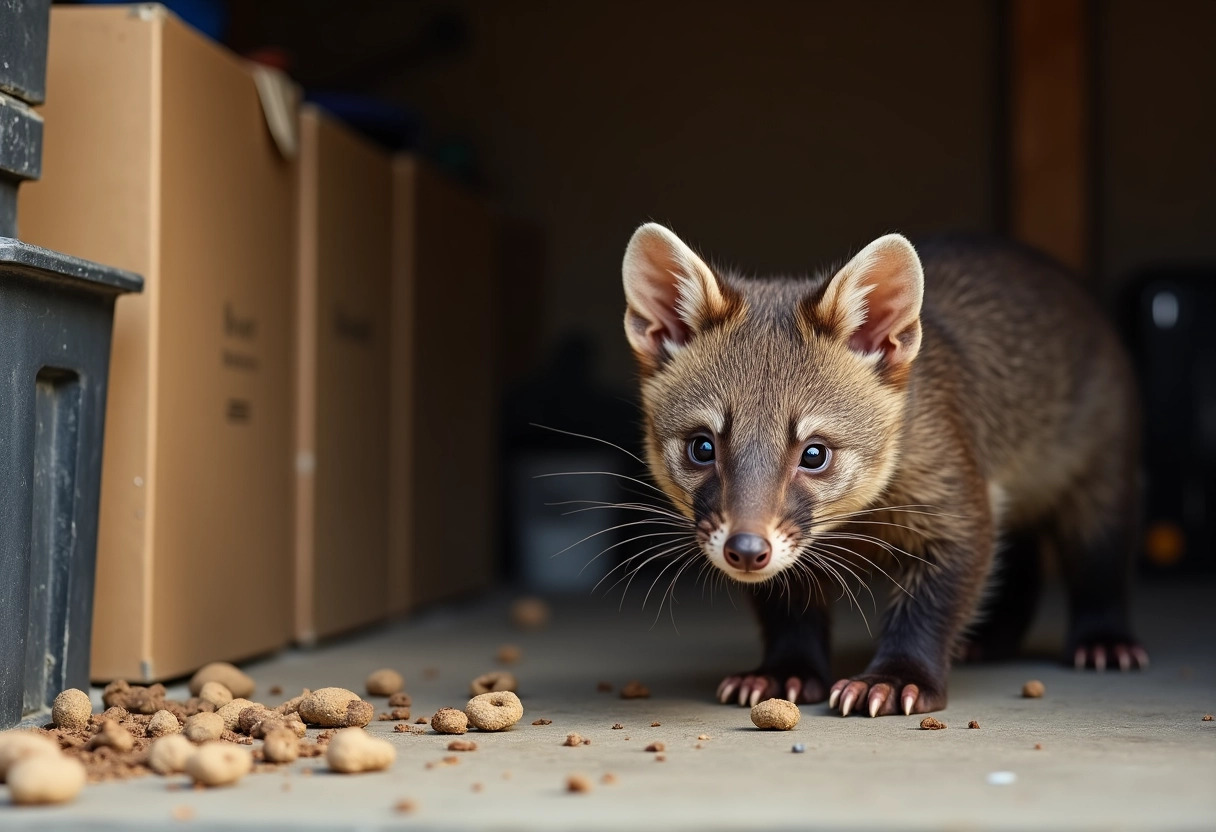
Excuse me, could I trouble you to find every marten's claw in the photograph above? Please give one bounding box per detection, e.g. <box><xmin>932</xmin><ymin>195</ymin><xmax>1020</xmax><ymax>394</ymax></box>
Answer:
<box><xmin>830</xmin><ymin>675</ymin><xmax>944</xmax><ymax>716</ymax></box>
<box><xmin>718</xmin><ymin>673</ymin><xmax>825</xmax><ymax>705</ymax></box>
<box><xmin>1070</xmin><ymin>640</ymin><xmax>1148</xmax><ymax>671</ymax></box>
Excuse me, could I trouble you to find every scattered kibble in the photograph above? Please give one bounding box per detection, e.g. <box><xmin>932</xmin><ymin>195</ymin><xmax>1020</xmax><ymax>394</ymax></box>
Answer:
<box><xmin>563</xmin><ymin>733</ymin><xmax>586</xmax><ymax>747</ymax></box>
<box><xmin>1203</xmin><ymin>715</ymin><xmax>1213</xmax><ymax>722</ymax></box>
<box><xmin>215</xmin><ymin>698</ymin><xmax>256</xmax><ymax>732</ymax></box>
<box><xmin>532</xmin><ymin>719</ymin><xmax>552</xmax><ymax>726</ymax></box>
<box><xmin>645</xmin><ymin>742</ymin><xmax>665</xmax><ymax>753</ymax></box>
<box><xmin>365</xmin><ymin>669</ymin><xmax>405</xmax><ymax>697</ymax></box>
<box><xmin>566</xmin><ymin>774</ymin><xmax>592</xmax><ymax>793</ymax></box>
<box><xmin>447</xmin><ymin>740</ymin><xmax>478</xmax><ymax>752</ymax></box>
<box><xmin>0</xmin><ymin>731</ymin><xmax>62</xmax><ymax>782</ymax></box>
<box><xmin>751</xmin><ymin>698</ymin><xmax>800</xmax><ymax>730</ymax></box>
<box><xmin>147</xmin><ymin>710</ymin><xmax>183</xmax><ymax>738</ymax></box>
<box><xmin>431</xmin><ymin>708</ymin><xmax>469</xmax><ymax>735</ymax></box>
<box><xmin>697</xmin><ymin>734</ymin><xmax>710</xmax><ymax>741</ymax></box>
<box><xmin>496</xmin><ymin>645</ymin><xmax>521</xmax><ymax>665</ymax></box>
<box><xmin>184</xmin><ymin>712</ymin><xmax>224</xmax><ymax>743</ymax></box>
<box><xmin>51</xmin><ymin>689</ymin><xmax>92</xmax><ymax>730</ymax></box>
<box><xmin>1034</xmin><ymin>742</ymin><xmax>1043</xmax><ymax>750</ymax></box>
<box><xmin>968</xmin><ymin>721</ymin><xmax>981</xmax><ymax>729</ymax></box>
<box><xmin>189</xmin><ymin>662</ymin><xmax>255</xmax><ymax>699</ymax></box>
<box><xmin>596</xmin><ymin>681</ymin><xmax>613</xmax><ymax>693</ymax></box>
<box><xmin>388</xmin><ymin>692</ymin><xmax>412</xmax><ymax>709</ymax></box>
<box><xmin>510</xmin><ymin>597</ymin><xmax>551</xmax><ymax>631</ymax></box>
<box><xmin>172</xmin><ymin>806</ymin><xmax>196</xmax><ymax>821</ymax></box>
<box><xmin>601</xmin><ymin>772</ymin><xmax>618</xmax><ymax>785</ymax></box>
<box><xmin>262</xmin><ymin>729</ymin><xmax>299</xmax><ymax>764</ymax></box>
<box><xmin>920</xmin><ymin>717</ymin><xmax>946</xmax><ymax>730</ymax></box>
<box><xmin>149</xmin><ymin>734</ymin><xmax>195</xmax><ymax>775</ymax></box>
<box><xmin>620</xmin><ymin>681</ymin><xmax>650</xmax><ymax>699</ymax></box>
<box><xmin>650</xmin><ymin>722</ymin><xmax>661</xmax><ymax>727</ymax></box>
<box><xmin>326</xmin><ymin>729</ymin><xmax>396</xmax><ymax>773</ymax></box>
<box><xmin>466</xmin><ymin>691</ymin><xmax>524</xmax><ymax>732</ymax></box>
<box><xmin>89</xmin><ymin>719</ymin><xmax>135</xmax><ymax>752</ymax></box>
<box><xmin>612</xmin><ymin>723</ymin><xmax>623</xmax><ymax>730</ymax></box>
<box><xmin>1022</xmin><ymin>680</ymin><xmax>1045</xmax><ymax>698</ymax></box>
<box><xmin>655</xmin><ymin>754</ymin><xmax>667</xmax><ymax>762</ymax></box>
<box><xmin>185</xmin><ymin>742</ymin><xmax>253</xmax><ymax>787</ymax></box>
<box><xmin>299</xmin><ymin>688</ymin><xmax>374</xmax><ymax>728</ymax></box>
<box><xmin>269</xmin><ymin>685</ymin><xmax>283</xmax><ymax>696</ymax></box>
<box><xmin>470</xmin><ymin>671</ymin><xmax>517</xmax><ymax>696</ymax></box>
<box><xmin>198</xmin><ymin>681</ymin><xmax>233</xmax><ymax>709</ymax></box>
<box><xmin>7</xmin><ymin>754</ymin><xmax>86</xmax><ymax>805</ymax></box>
<box><xmin>394</xmin><ymin>799</ymin><xmax>417</xmax><ymax>813</ymax></box>
<box><xmin>378</xmin><ymin>708</ymin><xmax>412</xmax><ymax>722</ymax></box>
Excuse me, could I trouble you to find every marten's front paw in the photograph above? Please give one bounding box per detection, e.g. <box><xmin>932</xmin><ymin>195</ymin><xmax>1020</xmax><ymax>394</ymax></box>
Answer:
<box><xmin>828</xmin><ymin>672</ymin><xmax>946</xmax><ymax>717</ymax></box>
<box><xmin>716</xmin><ymin>672</ymin><xmax>827</xmax><ymax>707</ymax></box>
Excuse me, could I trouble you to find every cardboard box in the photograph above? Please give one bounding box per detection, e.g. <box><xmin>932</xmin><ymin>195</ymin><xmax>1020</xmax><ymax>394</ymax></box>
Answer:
<box><xmin>19</xmin><ymin>5</ymin><xmax>295</xmax><ymax>681</ymax></box>
<box><xmin>389</xmin><ymin>158</ymin><xmax>499</xmax><ymax>611</ymax></box>
<box><xmin>294</xmin><ymin>107</ymin><xmax>392</xmax><ymax>642</ymax></box>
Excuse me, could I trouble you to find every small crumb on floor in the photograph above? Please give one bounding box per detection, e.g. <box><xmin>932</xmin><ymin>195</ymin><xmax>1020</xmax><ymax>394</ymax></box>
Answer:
<box><xmin>269</xmin><ymin>686</ymin><xmax>283</xmax><ymax>696</ymax></box>
<box><xmin>601</xmin><ymin>773</ymin><xmax>617</xmax><ymax>785</ymax></box>
<box><xmin>920</xmin><ymin>717</ymin><xmax>946</xmax><ymax>730</ymax></box>
<box><xmin>172</xmin><ymin>806</ymin><xmax>195</xmax><ymax>822</ymax></box>
<box><xmin>620</xmin><ymin>681</ymin><xmax>650</xmax><ymax>699</ymax></box>
<box><xmin>612</xmin><ymin>723</ymin><xmax>623</xmax><ymax>730</ymax></box>
<box><xmin>1022</xmin><ymin>680</ymin><xmax>1045</xmax><ymax>698</ymax></box>
<box><xmin>394</xmin><ymin>799</ymin><xmax>417</xmax><ymax>813</ymax></box>
<box><xmin>650</xmin><ymin>722</ymin><xmax>661</xmax><ymax>727</ymax></box>
<box><xmin>596</xmin><ymin>681</ymin><xmax>613</xmax><ymax>693</ymax></box>
<box><xmin>645</xmin><ymin>742</ymin><xmax>665</xmax><ymax>753</ymax></box>
<box><xmin>566</xmin><ymin>774</ymin><xmax>592</xmax><ymax>793</ymax></box>
<box><xmin>1034</xmin><ymin>743</ymin><xmax>1043</xmax><ymax>750</ymax></box>
<box><xmin>968</xmin><ymin>721</ymin><xmax>981</xmax><ymax>729</ymax></box>
<box><xmin>532</xmin><ymin>719</ymin><xmax>553</xmax><ymax>726</ymax></box>
<box><xmin>1203</xmin><ymin>714</ymin><xmax>1213</xmax><ymax>721</ymax></box>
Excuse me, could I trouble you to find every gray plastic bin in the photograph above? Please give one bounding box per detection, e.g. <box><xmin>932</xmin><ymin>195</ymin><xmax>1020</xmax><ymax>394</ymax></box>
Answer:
<box><xmin>0</xmin><ymin>239</ymin><xmax>142</xmax><ymax>728</ymax></box>
<box><xmin>0</xmin><ymin>0</ymin><xmax>52</xmax><ymax>106</ymax></box>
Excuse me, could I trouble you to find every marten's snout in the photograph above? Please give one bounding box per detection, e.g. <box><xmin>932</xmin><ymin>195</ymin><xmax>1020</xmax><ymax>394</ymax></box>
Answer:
<box><xmin>723</xmin><ymin>532</ymin><xmax>771</xmax><ymax>571</ymax></box>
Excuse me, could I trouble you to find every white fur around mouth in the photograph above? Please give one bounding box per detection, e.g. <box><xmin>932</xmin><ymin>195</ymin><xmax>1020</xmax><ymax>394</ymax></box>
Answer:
<box><xmin>702</xmin><ymin>524</ymin><xmax>793</xmax><ymax>583</ymax></box>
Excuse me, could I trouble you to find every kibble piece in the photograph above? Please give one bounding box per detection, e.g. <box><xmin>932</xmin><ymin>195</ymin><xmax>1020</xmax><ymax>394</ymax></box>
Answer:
<box><xmin>172</xmin><ymin>806</ymin><xmax>196</xmax><ymax>822</ymax></box>
<box><xmin>300</xmin><ymin>688</ymin><xmax>374</xmax><ymax>728</ymax></box>
<box><xmin>215</xmin><ymin>698</ymin><xmax>256</xmax><ymax>732</ymax></box>
<box><xmin>189</xmin><ymin>662</ymin><xmax>255</xmax><ymax>699</ymax></box>
<box><xmin>238</xmin><ymin>705</ymin><xmax>275</xmax><ymax>735</ymax></box>
<box><xmin>968</xmin><ymin>720</ymin><xmax>981</xmax><ymax>729</ymax></box>
<box><xmin>447</xmin><ymin>740</ymin><xmax>478</xmax><ymax>752</ymax></box>
<box><xmin>388</xmin><ymin>692</ymin><xmax>412</xmax><ymax>709</ymax></box>
<box><xmin>326</xmin><ymin>728</ymin><xmax>396</xmax><ymax>773</ymax></box>
<box><xmin>496</xmin><ymin>645</ymin><xmax>521</xmax><ymax>665</ymax></box>
<box><xmin>1034</xmin><ymin>742</ymin><xmax>1044</xmax><ymax>750</ymax></box>
<box><xmin>650</xmin><ymin>722</ymin><xmax>661</xmax><ymax>727</ymax></box>
<box><xmin>566</xmin><ymin>774</ymin><xmax>592</xmax><ymax>793</ymax></box>
<box><xmin>184</xmin><ymin>712</ymin><xmax>225</xmax><ymax>743</ymax></box>
<box><xmin>645</xmin><ymin>742</ymin><xmax>665</xmax><ymax>752</ymax></box>
<box><xmin>465</xmin><ymin>691</ymin><xmax>524</xmax><ymax>732</ymax></box>
<box><xmin>1022</xmin><ymin>680</ymin><xmax>1045</xmax><ymax>698</ymax></box>
<box><xmin>697</xmin><ymin>734</ymin><xmax>710</xmax><ymax>740</ymax></box>
<box><xmin>920</xmin><ymin>717</ymin><xmax>946</xmax><ymax>730</ymax></box>
<box><xmin>596</xmin><ymin>681</ymin><xmax>613</xmax><ymax>693</ymax></box>
<box><xmin>51</xmin><ymin>689</ymin><xmax>92</xmax><ymax>730</ymax></box>
<box><xmin>611</xmin><ymin>723</ymin><xmax>623</xmax><ymax>730</ymax></box>
<box><xmin>620</xmin><ymin>681</ymin><xmax>650</xmax><ymax>699</ymax></box>
<box><xmin>431</xmin><ymin>708</ymin><xmax>469</xmax><ymax>735</ymax></box>
<box><xmin>532</xmin><ymin>719</ymin><xmax>552</xmax><ymax>726</ymax></box>
<box><xmin>750</xmin><ymin>698</ymin><xmax>800</xmax><ymax>730</ymax></box>
<box><xmin>510</xmin><ymin>597</ymin><xmax>550</xmax><ymax>631</ymax></box>
<box><xmin>601</xmin><ymin>773</ymin><xmax>618</xmax><ymax>785</ymax></box>
<box><xmin>1203</xmin><ymin>714</ymin><xmax>1214</xmax><ymax>722</ymax></box>
<box><xmin>262</xmin><ymin>728</ymin><xmax>299</xmax><ymax>764</ymax></box>
<box><xmin>147</xmin><ymin>709</ymin><xmax>182</xmax><ymax>738</ymax></box>
<box><xmin>198</xmin><ymin>681</ymin><xmax>233</xmax><ymax>709</ymax></box>
<box><xmin>394</xmin><ymin>799</ymin><xmax>417</xmax><ymax>813</ymax></box>
<box><xmin>470</xmin><ymin>671</ymin><xmax>517</xmax><ymax>696</ymax></box>
<box><xmin>148</xmin><ymin>734</ymin><xmax>195</xmax><ymax>775</ymax></box>
<box><xmin>185</xmin><ymin>742</ymin><xmax>253</xmax><ymax>787</ymax></box>
<box><xmin>378</xmin><ymin>708</ymin><xmax>412</xmax><ymax>722</ymax></box>
<box><xmin>366</xmin><ymin>669</ymin><xmax>405</xmax><ymax>697</ymax></box>
<box><xmin>274</xmin><ymin>689</ymin><xmax>310</xmax><ymax>716</ymax></box>
<box><xmin>89</xmin><ymin>719</ymin><xmax>135</xmax><ymax>751</ymax></box>
<box><xmin>0</xmin><ymin>731</ymin><xmax>62</xmax><ymax>782</ymax></box>
<box><xmin>7</xmin><ymin>754</ymin><xmax>86</xmax><ymax>805</ymax></box>
<box><xmin>563</xmin><ymin>733</ymin><xmax>585</xmax><ymax>747</ymax></box>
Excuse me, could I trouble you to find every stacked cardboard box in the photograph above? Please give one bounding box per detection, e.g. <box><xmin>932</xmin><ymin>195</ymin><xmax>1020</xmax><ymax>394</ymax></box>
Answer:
<box><xmin>20</xmin><ymin>5</ymin><xmax>295</xmax><ymax>681</ymax></box>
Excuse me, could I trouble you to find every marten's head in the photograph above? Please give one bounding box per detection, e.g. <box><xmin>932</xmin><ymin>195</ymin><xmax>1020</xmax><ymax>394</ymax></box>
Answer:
<box><xmin>621</xmin><ymin>223</ymin><xmax>924</xmax><ymax>584</ymax></box>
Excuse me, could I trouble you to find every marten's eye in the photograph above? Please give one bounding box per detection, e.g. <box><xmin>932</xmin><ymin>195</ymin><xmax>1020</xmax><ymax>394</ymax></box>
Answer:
<box><xmin>688</xmin><ymin>435</ymin><xmax>716</xmax><ymax>465</ymax></box>
<box><xmin>799</xmin><ymin>443</ymin><xmax>831</xmax><ymax>472</ymax></box>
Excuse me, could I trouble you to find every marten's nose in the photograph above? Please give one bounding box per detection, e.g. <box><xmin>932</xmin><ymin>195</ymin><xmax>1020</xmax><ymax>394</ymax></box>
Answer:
<box><xmin>723</xmin><ymin>532</ymin><xmax>771</xmax><ymax>571</ymax></box>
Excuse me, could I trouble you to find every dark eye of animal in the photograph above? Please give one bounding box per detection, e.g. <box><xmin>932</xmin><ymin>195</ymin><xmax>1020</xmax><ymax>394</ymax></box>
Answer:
<box><xmin>800</xmin><ymin>443</ymin><xmax>830</xmax><ymax>472</ymax></box>
<box><xmin>688</xmin><ymin>436</ymin><xmax>716</xmax><ymax>465</ymax></box>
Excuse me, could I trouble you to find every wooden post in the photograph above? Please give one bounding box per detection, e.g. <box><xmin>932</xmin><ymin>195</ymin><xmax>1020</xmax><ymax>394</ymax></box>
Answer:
<box><xmin>1008</xmin><ymin>0</ymin><xmax>1091</xmax><ymax>273</ymax></box>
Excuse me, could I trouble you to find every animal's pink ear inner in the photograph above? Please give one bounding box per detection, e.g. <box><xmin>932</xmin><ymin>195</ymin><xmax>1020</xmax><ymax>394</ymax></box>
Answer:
<box><xmin>816</xmin><ymin>234</ymin><xmax>924</xmax><ymax>368</ymax></box>
<box><xmin>621</xmin><ymin>223</ymin><xmax>731</xmax><ymax>364</ymax></box>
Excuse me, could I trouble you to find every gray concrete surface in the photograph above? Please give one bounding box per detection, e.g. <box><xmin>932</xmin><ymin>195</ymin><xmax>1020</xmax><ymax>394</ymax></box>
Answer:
<box><xmin>2</xmin><ymin>579</ymin><xmax>1214</xmax><ymax>831</ymax></box>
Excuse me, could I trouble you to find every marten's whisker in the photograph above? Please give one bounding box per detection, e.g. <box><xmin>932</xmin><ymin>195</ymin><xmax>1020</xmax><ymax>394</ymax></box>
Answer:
<box><xmin>529</xmin><ymin>423</ymin><xmax>648</xmax><ymax>465</ymax></box>
<box><xmin>811</xmin><ymin>540</ymin><xmax>914</xmax><ymax>599</ymax></box>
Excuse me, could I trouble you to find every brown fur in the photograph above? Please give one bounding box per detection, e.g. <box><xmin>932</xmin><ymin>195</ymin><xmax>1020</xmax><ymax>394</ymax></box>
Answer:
<box><xmin>621</xmin><ymin>224</ymin><xmax>1144</xmax><ymax>715</ymax></box>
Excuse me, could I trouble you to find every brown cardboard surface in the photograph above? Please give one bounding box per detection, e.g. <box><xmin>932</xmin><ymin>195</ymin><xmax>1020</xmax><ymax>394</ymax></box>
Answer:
<box><xmin>294</xmin><ymin>107</ymin><xmax>391</xmax><ymax>641</ymax></box>
<box><xmin>19</xmin><ymin>5</ymin><xmax>293</xmax><ymax>681</ymax></box>
<box><xmin>389</xmin><ymin>158</ymin><xmax>498</xmax><ymax>611</ymax></box>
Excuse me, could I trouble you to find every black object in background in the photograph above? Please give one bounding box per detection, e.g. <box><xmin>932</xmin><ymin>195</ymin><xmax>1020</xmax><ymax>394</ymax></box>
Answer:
<box><xmin>1122</xmin><ymin>268</ymin><xmax>1216</xmax><ymax>575</ymax></box>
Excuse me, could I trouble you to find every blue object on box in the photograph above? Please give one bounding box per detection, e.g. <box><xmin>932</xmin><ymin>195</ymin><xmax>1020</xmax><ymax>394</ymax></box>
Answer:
<box><xmin>304</xmin><ymin>92</ymin><xmax>423</xmax><ymax>152</ymax></box>
<box><xmin>80</xmin><ymin>0</ymin><xmax>227</xmax><ymax>41</ymax></box>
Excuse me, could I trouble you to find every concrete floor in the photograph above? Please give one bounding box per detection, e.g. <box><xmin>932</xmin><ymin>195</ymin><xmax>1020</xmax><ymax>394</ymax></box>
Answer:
<box><xmin>3</xmin><ymin>578</ymin><xmax>1214</xmax><ymax>831</ymax></box>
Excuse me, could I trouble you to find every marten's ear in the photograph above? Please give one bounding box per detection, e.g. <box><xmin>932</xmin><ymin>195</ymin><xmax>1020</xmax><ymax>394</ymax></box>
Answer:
<box><xmin>807</xmin><ymin>234</ymin><xmax>924</xmax><ymax>371</ymax></box>
<box><xmin>622</xmin><ymin>223</ymin><xmax>738</xmax><ymax>370</ymax></box>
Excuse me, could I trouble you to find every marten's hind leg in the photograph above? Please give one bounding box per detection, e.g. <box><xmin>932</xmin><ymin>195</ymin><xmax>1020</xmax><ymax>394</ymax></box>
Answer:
<box><xmin>1051</xmin><ymin>455</ymin><xmax>1148</xmax><ymax>671</ymax></box>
